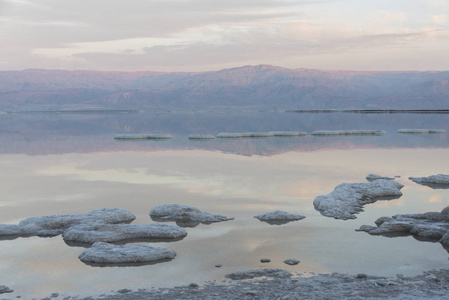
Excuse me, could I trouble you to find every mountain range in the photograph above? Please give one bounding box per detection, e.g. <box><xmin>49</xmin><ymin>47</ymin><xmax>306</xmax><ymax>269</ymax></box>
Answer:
<box><xmin>0</xmin><ymin>65</ymin><xmax>448</xmax><ymax>111</ymax></box>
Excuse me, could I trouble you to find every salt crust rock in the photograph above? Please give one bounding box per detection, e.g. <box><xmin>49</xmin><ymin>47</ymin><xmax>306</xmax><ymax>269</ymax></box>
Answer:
<box><xmin>216</xmin><ymin>133</ymin><xmax>244</xmax><ymax>138</ymax></box>
<box><xmin>236</xmin><ymin>132</ymin><xmax>275</xmax><ymax>138</ymax></box>
<box><xmin>0</xmin><ymin>208</ymin><xmax>136</xmax><ymax>238</ymax></box>
<box><xmin>225</xmin><ymin>268</ymin><xmax>292</xmax><ymax>280</ymax></box>
<box><xmin>78</xmin><ymin>242</ymin><xmax>176</xmax><ymax>265</ymax></box>
<box><xmin>150</xmin><ymin>204</ymin><xmax>234</xmax><ymax>227</ymax></box>
<box><xmin>313</xmin><ymin>180</ymin><xmax>404</xmax><ymax>220</ymax></box>
<box><xmin>311</xmin><ymin>130</ymin><xmax>386</xmax><ymax>136</ymax></box>
<box><xmin>409</xmin><ymin>174</ymin><xmax>449</xmax><ymax>189</ymax></box>
<box><xmin>0</xmin><ymin>224</ymin><xmax>23</xmax><ymax>238</ymax></box>
<box><xmin>268</xmin><ymin>131</ymin><xmax>307</xmax><ymax>136</ymax></box>
<box><xmin>357</xmin><ymin>206</ymin><xmax>449</xmax><ymax>249</ymax></box>
<box><xmin>63</xmin><ymin>223</ymin><xmax>187</xmax><ymax>244</ymax></box>
<box><xmin>216</xmin><ymin>132</ymin><xmax>274</xmax><ymax>138</ymax></box>
<box><xmin>366</xmin><ymin>174</ymin><xmax>395</xmax><ymax>182</ymax></box>
<box><xmin>188</xmin><ymin>134</ymin><xmax>215</xmax><ymax>139</ymax></box>
<box><xmin>254</xmin><ymin>210</ymin><xmax>305</xmax><ymax>225</ymax></box>
<box><xmin>0</xmin><ymin>285</ymin><xmax>13</xmax><ymax>294</ymax></box>
<box><xmin>398</xmin><ymin>129</ymin><xmax>446</xmax><ymax>134</ymax></box>
<box><xmin>114</xmin><ymin>134</ymin><xmax>172</xmax><ymax>140</ymax></box>
<box><xmin>284</xmin><ymin>258</ymin><xmax>300</xmax><ymax>265</ymax></box>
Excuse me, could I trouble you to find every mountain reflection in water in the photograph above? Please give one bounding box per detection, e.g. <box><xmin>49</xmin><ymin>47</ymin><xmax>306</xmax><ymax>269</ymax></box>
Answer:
<box><xmin>0</xmin><ymin>111</ymin><xmax>448</xmax><ymax>155</ymax></box>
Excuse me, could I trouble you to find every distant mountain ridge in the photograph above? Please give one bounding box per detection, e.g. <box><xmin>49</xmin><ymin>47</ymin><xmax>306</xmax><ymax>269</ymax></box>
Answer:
<box><xmin>0</xmin><ymin>65</ymin><xmax>448</xmax><ymax>111</ymax></box>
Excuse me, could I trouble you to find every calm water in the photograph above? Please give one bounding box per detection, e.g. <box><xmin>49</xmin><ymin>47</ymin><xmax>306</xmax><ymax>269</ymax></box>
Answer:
<box><xmin>0</xmin><ymin>111</ymin><xmax>449</xmax><ymax>298</ymax></box>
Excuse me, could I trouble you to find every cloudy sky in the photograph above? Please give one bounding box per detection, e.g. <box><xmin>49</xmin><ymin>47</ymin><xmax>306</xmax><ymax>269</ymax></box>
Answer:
<box><xmin>0</xmin><ymin>0</ymin><xmax>448</xmax><ymax>71</ymax></box>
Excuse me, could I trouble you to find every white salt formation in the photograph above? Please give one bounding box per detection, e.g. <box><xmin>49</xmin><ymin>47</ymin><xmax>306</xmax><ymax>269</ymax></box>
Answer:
<box><xmin>365</xmin><ymin>174</ymin><xmax>395</xmax><ymax>182</ymax></box>
<box><xmin>114</xmin><ymin>134</ymin><xmax>172</xmax><ymax>139</ymax></box>
<box><xmin>313</xmin><ymin>180</ymin><xmax>404</xmax><ymax>220</ymax></box>
<box><xmin>78</xmin><ymin>242</ymin><xmax>176</xmax><ymax>265</ymax></box>
<box><xmin>242</xmin><ymin>132</ymin><xmax>274</xmax><ymax>137</ymax></box>
<box><xmin>358</xmin><ymin>206</ymin><xmax>449</xmax><ymax>250</ymax></box>
<box><xmin>311</xmin><ymin>130</ymin><xmax>386</xmax><ymax>136</ymax></box>
<box><xmin>284</xmin><ymin>258</ymin><xmax>300</xmax><ymax>265</ymax></box>
<box><xmin>0</xmin><ymin>285</ymin><xmax>13</xmax><ymax>294</ymax></box>
<box><xmin>63</xmin><ymin>223</ymin><xmax>187</xmax><ymax>244</ymax></box>
<box><xmin>254</xmin><ymin>210</ymin><xmax>305</xmax><ymax>225</ymax></box>
<box><xmin>216</xmin><ymin>133</ymin><xmax>245</xmax><ymax>138</ymax></box>
<box><xmin>0</xmin><ymin>224</ymin><xmax>24</xmax><ymax>237</ymax></box>
<box><xmin>398</xmin><ymin>129</ymin><xmax>446</xmax><ymax>134</ymax></box>
<box><xmin>409</xmin><ymin>174</ymin><xmax>449</xmax><ymax>189</ymax></box>
<box><xmin>268</xmin><ymin>131</ymin><xmax>307</xmax><ymax>136</ymax></box>
<box><xmin>0</xmin><ymin>208</ymin><xmax>136</xmax><ymax>238</ymax></box>
<box><xmin>150</xmin><ymin>204</ymin><xmax>234</xmax><ymax>227</ymax></box>
<box><xmin>216</xmin><ymin>132</ymin><xmax>274</xmax><ymax>138</ymax></box>
<box><xmin>242</xmin><ymin>132</ymin><xmax>275</xmax><ymax>137</ymax></box>
<box><xmin>188</xmin><ymin>135</ymin><xmax>215</xmax><ymax>139</ymax></box>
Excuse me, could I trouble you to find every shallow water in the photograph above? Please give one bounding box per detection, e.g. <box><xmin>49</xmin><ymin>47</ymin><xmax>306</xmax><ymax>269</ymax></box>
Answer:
<box><xmin>0</xmin><ymin>111</ymin><xmax>448</xmax><ymax>298</ymax></box>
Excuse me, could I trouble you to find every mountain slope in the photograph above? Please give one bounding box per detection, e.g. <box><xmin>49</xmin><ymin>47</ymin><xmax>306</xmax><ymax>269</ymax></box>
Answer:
<box><xmin>0</xmin><ymin>65</ymin><xmax>448</xmax><ymax>111</ymax></box>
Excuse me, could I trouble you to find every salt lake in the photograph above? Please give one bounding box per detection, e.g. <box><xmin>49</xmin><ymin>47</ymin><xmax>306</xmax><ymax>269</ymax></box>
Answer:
<box><xmin>0</xmin><ymin>111</ymin><xmax>448</xmax><ymax>298</ymax></box>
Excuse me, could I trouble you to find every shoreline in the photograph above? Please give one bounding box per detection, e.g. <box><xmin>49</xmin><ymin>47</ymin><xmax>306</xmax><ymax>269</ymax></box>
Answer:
<box><xmin>33</xmin><ymin>268</ymin><xmax>449</xmax><ymax>300</ymax></box>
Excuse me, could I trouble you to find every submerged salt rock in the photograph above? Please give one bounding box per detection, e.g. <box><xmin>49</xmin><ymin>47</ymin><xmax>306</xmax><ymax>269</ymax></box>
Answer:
<box><xmin>188</xmin><ymin>135</ymin><xmax>215</xmax><ymax>139</ymax></box>
<box><xmin>311</xmin><ymin>130</ymin><xmax>386</xmax><ymax>136</ymax></box>
<box><xmin>63</xmin><ymin>223</ymin><xmax>187</xmax><ymax>244</ymax></box>
<box><xmin>0</xmin><ymin>208</ymin><xmax>136</xmax><ymax>238</ymax></box>
<box><xmin>409</xmin><ymin>174</ymin><xmax>449</xmax><ymax>189</ymax></box>
<box><xmin>398</xmin><ymin>129</ymin><xmax>446</xmax><ymax>134</ymax></box>
<box><xmin>358</xmin><ymin>206</ymin><xmax>449</xmax><ymax>249</ymax></box>
<box><xmin>150</xmin><ymin>204</ymin><xmax>234</xmax><ymax>226</ymax></box>
<box><xmin>313</xmin><ymin>179</ymin><xmax>404</xmax><ymax>220</ymax></box>
<box><xmin>269</xmin><ymin>131</ymin><xmax>307</xmax><ymax>136</ymax></box>
<box><xmin>225</xmin><ymin>268</ymin><xmax>292</xmax><ymax>280</ymax></box>
<box><xmin>254</xmin><ymin>210</ymin><xmax>305</xmax><ymax>225</ymax></box>
<box><xmin>79</xmin><ymin>242</ymin><xmax>176</xmax><ymax>265</ymax></box>
<box><xmin>114</xmin><ymin>134</ymin><xmax>172</xmax><ymax>140</ymax></box>
<box><xmin>366</xmin><ymin>174</ymin><xmax>395</xmax><ymax>182</ymax></box>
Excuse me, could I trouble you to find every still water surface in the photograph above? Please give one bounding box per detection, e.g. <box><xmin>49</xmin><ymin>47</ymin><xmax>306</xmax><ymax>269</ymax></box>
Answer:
<box><xmin>0</xmin><ymin>111</ymin><xmax>448</xmax><ymax>298</ymax></box>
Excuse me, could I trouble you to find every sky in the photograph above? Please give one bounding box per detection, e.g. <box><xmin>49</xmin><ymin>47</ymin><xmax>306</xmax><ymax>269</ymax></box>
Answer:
<box><xmin>0</xmin><ymin>0</ymin><xmax>448</xmax><ymax>72</ymax></box>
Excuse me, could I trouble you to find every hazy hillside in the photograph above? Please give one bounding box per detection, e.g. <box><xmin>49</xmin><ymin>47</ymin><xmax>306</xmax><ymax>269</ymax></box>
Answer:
<box><xmin>0</xmin><ymin>65</ymin><xmax>448</xmax><ymax>111</ymax></box>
